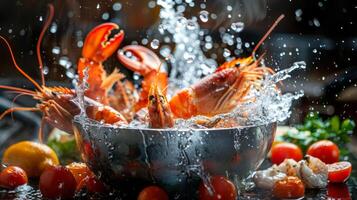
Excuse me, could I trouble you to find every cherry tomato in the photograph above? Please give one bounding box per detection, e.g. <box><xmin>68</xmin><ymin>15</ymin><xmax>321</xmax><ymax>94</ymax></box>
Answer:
<box><xmin>307</xmin><ymin>140</ymin><xmax>339</xmax><ymax>164</ymax></box>
<box><xmin>39</xmin><ymin>166</ymin><xmax>77</xmax><ymax>199</ymax></box>
<box><xmin>273</xmin><ymin>176</ymin><xmax>305</xmax><ymax>199</ymax></box>
<box><xmin>0</xmin><ymin>166</ymin><xmax>28</xmax><ymax>189</ymax></box>
<box><xmin>137</xmin><ymin>186</ymin><xmax>169</xmax><ymax>200</ymax></box>
<box><xmin>86</xmin><ymin>175</ymin><xmax>107</xmax><ymax>193</ymax></box>
<box><xmin>199</xmin><ymin>176</ymin><xmax>237</xmax><ymax>200</ymax></box>
<box><xmin>327</xmin><ymin>183</ymin><xmax>351</xmax><ymax>200</ymax></box>
<box><xmin>270</xmin><ymin>142</ymin><xmax>303</xmax><ymax>164</ymax></box>
<box><xmin>328</xmin><ymin>161</ymin><xmax>352</xmax><ymax>183</ymax></box>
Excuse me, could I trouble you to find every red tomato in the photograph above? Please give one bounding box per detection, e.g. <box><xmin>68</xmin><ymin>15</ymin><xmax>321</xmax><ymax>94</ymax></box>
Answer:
<box><xmin>0</xmin><ymin>166</ymin><xmax>28</xmax><ymax>189</ymax></box>
<box><xmin>307</xmin><ymin>140</ymin><xmax>339</xmax><ymax>164</ymax></box>
<box><xmin>328</xmin><ymin>161</ymin><xmax>352</xmax><ymax>183</ymax></box>
<box><xmin>270</xmin><ymin>142</ymin><xmax>303</xmax><ymax>164</ymax></box>
<box><xmin>198</xmin><ymin>176</ymin><xmax>237</xmax><ymax>200</ymax></box>
<box><xmin>86</xmin><ymin>175</ymin><xmax>107</xmax><ymax>193</ymax></box>
<box><xmin>137</xmin><ymin>186</ymin><xmax>169</xmax><ymax>200</ymax></box>
<box><xmin>327</xmin><ymin>183</ymin><xmax>351</xmax><ymax>199</ymax></box>
<box><xmin>273</xmin><ymin>176</ymin><xmax>305</xmax><ymax>199</ymax></box>
<box><xmin>39</xmin><ymin>166</ymin><xmax>77</xmax><ymax>199</ymax></box>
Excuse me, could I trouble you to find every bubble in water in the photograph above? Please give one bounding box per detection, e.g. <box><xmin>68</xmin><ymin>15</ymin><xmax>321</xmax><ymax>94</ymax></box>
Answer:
<box><xmin>112</xmin><ymin>2</ymin><xmax>122</xmax><ymax>11</ymax></box>
<box><xmin>150</xmin><ymin>39</ymin><xmax>160</xmax><ymax>49</ymax></box>
<box><xmin>226</xmin><ymin>5</ymin><xmax>233</xmax><ymax>11</ymax></box>
<box><xmin>199</xmin><ymin>10</ymin><xmax>209</xmax><ymax>22</ymax></box>
<box><xmin>231</xmin><ymin>22</ymin><xmax>244</xmax><ymax>32</ymax></box>
<box><xmin>312</xmin><ymin>49</ymin><xmax>317</xmax><ymax>53</ymax></box>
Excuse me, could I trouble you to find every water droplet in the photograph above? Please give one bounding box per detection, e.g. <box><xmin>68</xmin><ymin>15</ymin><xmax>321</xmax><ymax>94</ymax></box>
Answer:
<box><xmin>39</xmin><ymin>16</ymin><xmax>43</xmax><ymax>21</ymax></box>
<box><xmin>183</xmin><ymin>52</ymin><xmax>195</xmax><ymax>63</ymax></box>
<box><xmin>295</xmin><ymin>9</ymin><xmax>303</xmax><ymax>17</ymax></box>
<box><xmin>150</xmin><ymin>39</ymin><xmax>160</xmax><ymax>49</ymax></box>
<box><xmin>112</xmin><ymin>2</ymin><xmax>122</xmax><ymax>11</ymax></box>
<box><xmin>312</xmin><ymin>49</ymin><xmax>317</xmax><ymax>53</ymax></box>
<box><xmin>77</xmin><ymin>41</ymin><xmax>83</xmax><ymax>48</ymax></box>
<box><xmin>43</xmin><ymin>66</ymin><xmax>49</xmax><ymax>75</ymax></box>
<box><xmin>8</xmin><ymin>29</ymin><xmax>12</xmax><ymax>34</ymax></box>
<box><xmin>102</xmin><ymin>12</ymin><xmax>110</xmax><ymax>20</ymax></box>
<box><xmin>19</xmin><ymin>29</ymin><xmax>26</xmax><ymax>36</ymax></box>
<box><xmin>96</xmin><ymin>3</ymin><xmax>100</xmax><ymax>9</ymax></box>
<box><xmin>186</xmin><ymin>20</ymin><xmax>197</xmax><ymax>30</ymax></box>
<box><xmin>322</xmin><ymin>76</ymin><xmax>325</xmax><ymax>80</ymax></box>
<box><xmin>59</xmin><ymin>56</ymin><xmax>70</xmax><ymax>68</ymax></box>
<box><xmin>160</xmin><ymin>46</ymin><xmax>171</xmax><ymax>57</ymax></box>
<box><xmin>52</xmin><ymin>46</ymin><xmax>60</xmax><ymax>55</ymax></box>
<box><xmin>223</xmin><ymin>48</ymin><xmax>231</xmax><ymax>57</ymax></box>
<box><xmin>199</xmin><ymin>10</ymin><xmax>209</xmax><ymax>22</ymax></box>
<box><xmin>141</xmin><ymin>38</ymin><xmax>148</xmax><ymax>45</ymax></box>
<box><xmin>226</xmin><ymin>5</ymin><xmax>233</xmax><ymax>11</ymax></box>
<box><xmin>231</xmin><ymin>22</ymin><xmax>244</xmax><ymax>32</ymax></box>
<box><xmin>50</xmin><ymin>23</ymin><xmax>57</xmax><ymax>33</ymax></box>
<box><xmin>313</xmin><ymin>18</ymin><xmax>320</xmax><ymax>27</ymax></box>
<box><xmin>148</xmin><ymin>1</ymin><xmax>156</xmax><ymax>8</ymax></box>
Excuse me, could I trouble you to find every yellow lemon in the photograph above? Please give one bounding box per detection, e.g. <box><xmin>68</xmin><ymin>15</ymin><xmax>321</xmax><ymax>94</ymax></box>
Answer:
<box><xmin>2</xmin><ymin>141</ymin><xmax>59</xmax><ymax>177</ymax></box>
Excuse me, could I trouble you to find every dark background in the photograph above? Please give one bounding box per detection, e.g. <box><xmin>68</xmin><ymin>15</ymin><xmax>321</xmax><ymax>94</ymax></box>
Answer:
<box><xmin>0</xmin><ymin>0</ymin><xmax>356</xmax><ymax>125</ymax></box>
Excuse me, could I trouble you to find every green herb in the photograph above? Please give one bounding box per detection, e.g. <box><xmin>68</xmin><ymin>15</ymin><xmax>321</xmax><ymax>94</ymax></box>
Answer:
<box><xmin>277</xmin><ymin>112</ymin><xmax>355</xmax><ymax>159</ymax></box>
<box><xmin>47</xmin><ymin>137</ymin><xmax>81</xmax><ymax>165</ymax></box>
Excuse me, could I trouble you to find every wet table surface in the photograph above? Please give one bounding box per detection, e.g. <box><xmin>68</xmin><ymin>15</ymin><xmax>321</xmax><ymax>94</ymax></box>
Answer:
<box><xmin>1</xmin><ymin>156</ymin><xmax>356</xmax><ymax>200</ymax></box>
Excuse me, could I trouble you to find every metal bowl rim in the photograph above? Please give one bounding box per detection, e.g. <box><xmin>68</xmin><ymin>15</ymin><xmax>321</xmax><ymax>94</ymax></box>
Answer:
<box><xmin>73</xmin><ymin>115</ymin><xmax>277</xmax><ymax>132</ymax></box>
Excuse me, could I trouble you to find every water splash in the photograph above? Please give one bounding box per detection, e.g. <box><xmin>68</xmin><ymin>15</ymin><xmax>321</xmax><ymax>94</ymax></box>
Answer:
<box><xmin>156</xmin><ymin>0</ymin><xmax>217</xmax><ymax>93</ymax></box>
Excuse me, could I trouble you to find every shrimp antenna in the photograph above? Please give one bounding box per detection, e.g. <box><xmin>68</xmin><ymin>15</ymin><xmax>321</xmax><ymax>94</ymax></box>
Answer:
<box><xmin>0</xmin><ymin>36</ymin><xmax>44</xmax><ymax>93</ymax></box>
<box><xmin>252</xmin><ymin>14</ymin><xmax>285</xmax><ymax>57</ymax></box>
<box><xmin>37</xmin><ymin>4</ymin><xmax>54</xmax><ymax>86</ymax></box>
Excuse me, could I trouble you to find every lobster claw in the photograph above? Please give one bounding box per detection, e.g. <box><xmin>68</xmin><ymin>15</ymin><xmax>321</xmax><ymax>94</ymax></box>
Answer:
<box><xmin>82</xmin><ymin>23</ymin><xmax>124</xmax><ymax>63</ymax></box>
<box><xmin>117</xmin><ymin>45</ymin><xmax>161</xmax><ymax>76</ymax></box>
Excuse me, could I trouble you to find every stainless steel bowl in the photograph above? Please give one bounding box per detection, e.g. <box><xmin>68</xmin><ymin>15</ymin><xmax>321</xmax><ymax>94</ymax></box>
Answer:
<box><xmin>73</xmin><ymin>117</ymin><xmax>276</xmax><ymax>197</ymax></box>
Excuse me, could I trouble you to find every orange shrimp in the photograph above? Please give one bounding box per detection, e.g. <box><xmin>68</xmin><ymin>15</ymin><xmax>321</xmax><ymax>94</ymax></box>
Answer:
<box><xmin>169</xmin><ymin>15</ymin><xmax>285</xmax><ymax>119</ymax></box>
<box><xmin>117</xmin><ymin>45</ymin><xmax>168</xmax><ymax>112</ymax></box>
<box><xmin>0</xmin><ymin>5</ymin><xmax>127</xmax><ymax>140</ymax></box>
<box><xmin>147</xmin><ymin>66</ymin><xmax>174</xmax><ymax>128</ymax></box>
<box><xmin>77</xmin><ymin>23</ymin><xmax>125</xmax><ymax>104</ymax></box>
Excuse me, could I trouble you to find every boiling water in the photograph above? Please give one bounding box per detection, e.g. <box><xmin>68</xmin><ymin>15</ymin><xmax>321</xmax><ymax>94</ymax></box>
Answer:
<box><xmin>75</xmin><ymin>0</ymin><xmax>305</xmax><ymax>129</ymax></box>
<box><xmin>73</xmin><ymin>0</ymin><xmax>306</xmax><ymax>195</ymax></box>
